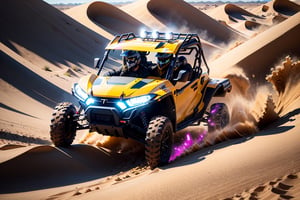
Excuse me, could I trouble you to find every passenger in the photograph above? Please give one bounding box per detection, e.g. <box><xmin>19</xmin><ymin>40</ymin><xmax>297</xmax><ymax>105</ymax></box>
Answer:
<box><xmin>151</xmin><ymin>53</ymin><xmax>173</xmax><ymax>78</ymax></box>
<box><xmin>105</xmin><ymin>50</ymin><xmax>151</xmax><ymax>78</ymax></box>
<box><xmin>173</xmin><ymin>56</ymin><xmax>193</xmax><ymax>82</ymax></box>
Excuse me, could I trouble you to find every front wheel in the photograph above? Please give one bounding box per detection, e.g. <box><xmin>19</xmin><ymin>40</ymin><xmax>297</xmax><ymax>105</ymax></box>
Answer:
<box><xmin>145</xmin><ymin>116</ymin><xmax>173</xmax><ymax>169</ymax></box>
<box><xmin>50</xmin><ymin>102</ymin><xmax>77</xmax><ymax>147</ymax></box>
<box><xmin>207</xmin><ymin>103</ymin><xmax>230</xmax><ymax>132</ymax></box>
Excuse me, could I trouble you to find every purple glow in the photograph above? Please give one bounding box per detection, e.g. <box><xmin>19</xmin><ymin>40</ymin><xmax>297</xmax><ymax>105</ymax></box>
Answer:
<box><xmin>169</xmin><ymin>131</ymin><xmax>207</xmax><ymax>162</ymax></box>
<box><xmin>211</xmin><ymin>108</ymin><xmax>217</xmax><ymax>114</ymax></box>
<box><xmin>208</xmin><ymin>119</ymin><xmax>216</xmax><ymax>126</ymax></box>
<box><xmin>210</xmin><ymin>104</ymin><xmax>220</xmax><ymax>114</ymax></box>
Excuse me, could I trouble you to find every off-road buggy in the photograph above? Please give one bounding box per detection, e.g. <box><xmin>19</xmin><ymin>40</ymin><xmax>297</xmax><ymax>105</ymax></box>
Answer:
<box><xmin>50</xmin><ymin>31</ymin><xmax>231</xmax><ymax>169</ymax></box>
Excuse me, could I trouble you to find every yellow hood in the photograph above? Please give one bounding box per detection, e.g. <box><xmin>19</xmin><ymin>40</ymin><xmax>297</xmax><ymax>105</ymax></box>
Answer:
<box><xmin>78</xmin><ymin>75</ymin><xmax>172</xmax><ymax>99</ymax></box>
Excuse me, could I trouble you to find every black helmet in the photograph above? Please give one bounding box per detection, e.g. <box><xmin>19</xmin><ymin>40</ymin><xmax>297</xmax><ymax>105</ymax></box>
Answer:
<box><xmin>121</xmin><ymin>50</ymin><xmax>141</xmax><ymax>70</ymax></box>
<box><xmin>156</xmin><ymin>53</ymin><xmax>172</xmax><ymax>73</ymax></box>
<box><xmin>175</xmin><ymin>56</ymin><xmax>187</xmax><ymax>69</ymax></box>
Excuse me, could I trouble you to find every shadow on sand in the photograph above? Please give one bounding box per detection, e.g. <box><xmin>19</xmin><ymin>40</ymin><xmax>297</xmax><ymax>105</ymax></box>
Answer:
<box><xmin>0</xmin><ymin>51</ymin><xmax>76</xmax><ymax>108</ymax></box>
<box><xmin>0</xmin><ymin>144</ymin><xmax>144</xmax><ymax>193</ymax></box>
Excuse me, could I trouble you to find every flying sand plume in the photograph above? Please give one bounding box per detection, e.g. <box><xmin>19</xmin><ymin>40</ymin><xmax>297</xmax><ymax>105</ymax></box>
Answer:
<box><xmin>266</xmin><ymin>56</ymin><xmax>300</xmax><ymax>115</ymax></box>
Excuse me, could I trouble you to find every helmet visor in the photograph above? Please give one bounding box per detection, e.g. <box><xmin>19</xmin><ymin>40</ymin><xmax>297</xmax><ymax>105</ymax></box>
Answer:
<box><xmin>158</xmin><ymin>57</ymin><xmax>171</xmax><ymax>66</ymax></box>
<box><xmin>126</xmin><ymin>56</ymin><xmax>138</xmax><ymax>69</ymax></box>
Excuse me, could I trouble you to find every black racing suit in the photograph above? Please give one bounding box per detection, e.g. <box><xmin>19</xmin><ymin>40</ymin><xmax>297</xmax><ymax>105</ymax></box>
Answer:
<box><xmin>105</xmin><ymin>64</ymin><xmax>151</xmax><ymax>78</ymax></box>
<box><xmin>150</xmin><ymin>66</ymin><xmax>168</xmax><ymax>79</ymax></box>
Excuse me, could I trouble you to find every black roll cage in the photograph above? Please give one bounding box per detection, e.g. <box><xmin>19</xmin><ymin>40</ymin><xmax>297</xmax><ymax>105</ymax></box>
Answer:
<box><xmin>96</xmin><ymin>32</ymin><xmax>210</xmax><ymax>81</ymax></box>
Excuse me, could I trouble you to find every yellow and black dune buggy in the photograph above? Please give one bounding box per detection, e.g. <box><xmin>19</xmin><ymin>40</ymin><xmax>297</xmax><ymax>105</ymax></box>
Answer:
<box><xmin>50</xmin><ymin>32</ymin><xmax>232</xmax><ymax>169</ymax></box>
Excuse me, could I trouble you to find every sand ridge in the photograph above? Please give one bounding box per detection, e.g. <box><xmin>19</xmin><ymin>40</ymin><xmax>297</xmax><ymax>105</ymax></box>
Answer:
<box><xmin>147</xmin><ymin>0</ymin><xmax>243</xmax><ymax>43</ymax></box>
<box><xmin>224</xmin><ymin>172</ymin><xmax>300</xmax><ymax>199</ymax></box>
<box><xmin>87</xmin><ymin>1</ymin><xmax>150</xmax><ymax>36</ymax></box>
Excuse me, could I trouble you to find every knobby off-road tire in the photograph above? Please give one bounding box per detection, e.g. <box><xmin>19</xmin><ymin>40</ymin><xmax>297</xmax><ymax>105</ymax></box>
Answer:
<box><xmin>145</xmin><ymin>116</ymin><xmax>173</xmax><ymax>169</ymax></box>
<box><xmin>207</xmin><ymin>103</ymin><xmax>230</xmax><ymax>132</ymax></box>
<box><xmin>50</xmin><ymin>102</ymin><xmax>77</xmax><ymax>147</ymax></box>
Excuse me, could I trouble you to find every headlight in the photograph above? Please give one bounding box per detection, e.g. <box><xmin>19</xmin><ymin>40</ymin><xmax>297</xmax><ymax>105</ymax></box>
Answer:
<box><xmin>86</xmin><ymin>97</ymin><xmax>95</xmax><ymax>106</ymax></box>
<box><xmin>116</xmin><ymin>94</ymin><xmax>155</xmax><ymax>110</ymax></box>
<box><xmin>126</xmin><ymin>95</ymin><xmax>152</xmax><ymax>107</ymax></box>
<box><xmin>116</xmin><ymin>101</ymin><xmax>127</xmax><ymax>110</ymax></box>
<box><xmin>73</xmin><ymin>84</ymin><xmax>88</xmax><ymax>101</ymax></box>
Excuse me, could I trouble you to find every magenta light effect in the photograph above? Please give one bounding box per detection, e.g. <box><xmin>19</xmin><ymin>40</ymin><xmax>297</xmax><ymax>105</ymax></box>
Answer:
<box><xmin>208</xmin><ymin>104</ymin><xmax>219</xmax><ymax>126</ymax></box>
<box><xmin>169</xmin><ymin>131</ymin><xmax>207</xmax><ymax>162</ymax></box>
<box><xmin>208</xmin><ymin>119</ymin><xmax>215</xmax><ymax>126</ymax></box>
<box><xmin>211</xmin><ymin>104</ymin><xmax>220</xmax><ymax>114</ymax></box>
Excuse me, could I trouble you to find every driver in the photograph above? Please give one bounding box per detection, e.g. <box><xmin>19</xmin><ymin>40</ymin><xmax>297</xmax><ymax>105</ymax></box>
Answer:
<box><xmin>105</xmin><ymin>50</ymin><xmax>151</xmax><ymax>78</ymax></box>
<box><xmin>151</xmin><ymin>53</ymin><xmax>173</xmax><ymax>78</ymax></box>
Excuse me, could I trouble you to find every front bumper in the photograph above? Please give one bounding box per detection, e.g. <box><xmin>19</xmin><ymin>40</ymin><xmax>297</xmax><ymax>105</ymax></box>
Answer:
<box><xmin>85</xmin><ymin>105</ymin><xmax>122</xmax><ymax>126</ymax></box>
<box><xmin>83</xmin><ymin>99</ymin><xmax>149</xmax><ymax>142</ymax></box>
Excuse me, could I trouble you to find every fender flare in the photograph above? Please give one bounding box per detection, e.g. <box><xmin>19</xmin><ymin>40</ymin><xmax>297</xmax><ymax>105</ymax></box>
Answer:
<box><xmin>203</xmin><ymin>78</ymin><xmax>232</xmax><ymax>105</ymax></box>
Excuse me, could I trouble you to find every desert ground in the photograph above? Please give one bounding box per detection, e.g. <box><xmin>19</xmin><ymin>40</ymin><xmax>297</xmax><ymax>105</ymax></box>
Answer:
<box><xmin>0</xmin><ymin>0</ymin><xmax>300</xmax><ymax>199</ymax></box>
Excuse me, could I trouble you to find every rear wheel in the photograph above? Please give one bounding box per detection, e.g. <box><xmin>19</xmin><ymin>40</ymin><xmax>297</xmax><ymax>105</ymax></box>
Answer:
<box><xmin>207</xmin><ymin>103</ymin><xmax>229</xmax><ymax>132</ymax></box>
<box><xmin>50</xmin><ymin>102</ymin><xmax>77</xmax><ymax>147</ymax></box>
<box><xmin>145</xmin><ymin>116</ymin><xmax>173</xmax><ymax>169</ymax></box>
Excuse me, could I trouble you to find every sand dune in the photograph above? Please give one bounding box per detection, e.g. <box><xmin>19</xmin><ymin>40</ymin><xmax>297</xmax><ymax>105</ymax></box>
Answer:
<box><xmin>64</xmin><ymin>2</ymin><xmax>114</xmax><ymax>40</ymax></box>
<box><xmin>207</xmin><ymin>3</ymin><xmax>273</xmax><ymax>37</ymax></box>
<box><xmin>272</xmin><ymin>14</ymin><xmax>288</xmax><ymax>23</ymax></box>
<box><xmin>0</xmin><ymin>49</ymin><xmax>74</xmax><ymax>139</ymax></box>
<box><xmin>250</xmin><ymin>0</ymin><xmax>299</xmax><ymax>21</ymax></box>
<box><xmin>206</xmin><ymin>4</ymin><xmax>233</xmax><ymax>24</ymax></box>
<box><xmin>244</xmin><ymin>20</ymin><xmax>269</xmax><ymax>30</ymax></box>
<box><xmin>67</xmin><ymin>0</ymin><xmax>222</xmax><ymax>57</ymax></box>
<box><xmin>225</xmin><ymin>3</ymin><xmax>263</xmax><ymax>21</ymax></box>
<box><xmin>207</xmin><ymin>0</ymin><xmax>299</xmax><ymax>37</ymax></box>
<box><xmin>87</xmin><ymin>1</ymin><xmax>149</xmax><ymax>36</ymax></box>
<box><xmin>0</xmin><ymin>0</ymin><xmax>300</xmax><ymax>199</ymax></box>
<box><xmin>274</xmin><ymin>0</ymin><xmax>300</xmax><ymax>15</ymax></box>
<box><xmin>224</xmin><ymin>4</ymin><xmax>269</xmax><ymax>33</ymax></box>
<box><xmin>210</xmin><ymin>12</ymin><xmax>300</xmax><ymax>83</ymax></box>
<box><xmin>0</xmin><ymin>0</ymin><xmax>108</xmax><ymax>138</ymax></box>
<box><xmin>0</xmin><ymin>0</ymin><xmax>107</xmax><ymax>70</ymax></box>
<box><xmin>121</xmin><ymin>0</ymin><xmax>166</xmax><ymax>30</ymax></box>
<box><xmin>0</xmin><ymin>51</ymin><xmax>75</xmax><ymax>109</ymax></box>
<box><xmin>66</xmin><ymin>0</ymin><xmax>222</xmax><ymax>55</ymax></box>
<box><xmin>147</xmin><ymin>0</ymin><xmax>243</xmax><ymax>43</ymax></box>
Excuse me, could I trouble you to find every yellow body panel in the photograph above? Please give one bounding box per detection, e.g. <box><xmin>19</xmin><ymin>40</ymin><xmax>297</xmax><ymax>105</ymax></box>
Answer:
<box><xmin>78</xmin><ymin>74</ymin><xmax>97</xmax><ymax>95</ymax></box>
<box><xmin>78</xmin><ymin>73</ymin><xmax>210</xmax><ymax>124</ymax></box>
<box><xmin>78</xmin><ymin>74</ymin><xmax>172</xmax><ymax>99</ymax></box>
<box><xmin>173</xmin><ymin>73</ymin><xmax>209</xmax><ymax>123</ymax></box>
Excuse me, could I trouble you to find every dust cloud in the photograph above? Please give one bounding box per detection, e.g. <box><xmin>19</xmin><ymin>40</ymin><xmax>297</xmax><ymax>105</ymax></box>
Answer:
<box><xmin>266</xmin><ymin>56</ymin><xmax>300</xmax><ymax>116</ymax></box>
<box><xmin>79</xmin><ymin>131</ymin><xmax>144</xmax><ymax>154</ymax></box>
<box><xmin>214</xmin><ymin>56</ymin><xmax>299</xmax><ymax>144</ymax></box>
